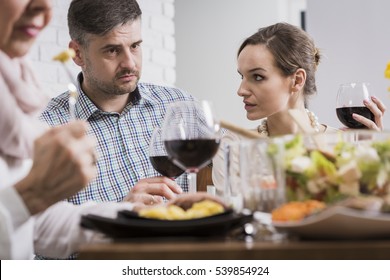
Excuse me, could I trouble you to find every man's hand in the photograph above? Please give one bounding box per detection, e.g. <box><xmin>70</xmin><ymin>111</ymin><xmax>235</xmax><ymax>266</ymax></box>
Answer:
<box><xmin>123</xmin><ymin>176</ymin><xmax>183</xmax><ymax>206</ymax></box>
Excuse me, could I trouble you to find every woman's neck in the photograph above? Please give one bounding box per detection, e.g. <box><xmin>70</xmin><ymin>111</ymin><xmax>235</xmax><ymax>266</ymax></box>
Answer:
<box><xmin>258</xmin><ymin>107</ymin><xmax>322</xmax><ymax>136</ymax></box>
<box><xmin>267</xmin><ymin>110</ymin><xmax>301</xmax><ymax>136</ymax></box>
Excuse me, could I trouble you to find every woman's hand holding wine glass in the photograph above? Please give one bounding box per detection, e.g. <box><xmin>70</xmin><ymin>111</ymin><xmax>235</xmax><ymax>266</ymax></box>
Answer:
<box><xmin>336</xmin><ymin>82</ymin><xmax>386</xmax><ymax>130</ymax></box>
<box><xmin>161</xmin><ymin>100</ymin><xmax>220</xmax><ymax>193</ymax></box>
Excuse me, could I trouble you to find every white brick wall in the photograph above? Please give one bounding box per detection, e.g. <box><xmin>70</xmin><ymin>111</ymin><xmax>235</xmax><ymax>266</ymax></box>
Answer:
<box><xmin>30</xmin><ymin>0</ymin><xmax>176</xmax><ymax>97</ymax></box>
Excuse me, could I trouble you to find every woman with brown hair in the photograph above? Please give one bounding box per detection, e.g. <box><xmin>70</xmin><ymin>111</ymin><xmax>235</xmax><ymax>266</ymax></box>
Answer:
<box><xmin>212</xmin><ymin>22</ymin><xmax>386</xmax><ymax>189</ymax></box>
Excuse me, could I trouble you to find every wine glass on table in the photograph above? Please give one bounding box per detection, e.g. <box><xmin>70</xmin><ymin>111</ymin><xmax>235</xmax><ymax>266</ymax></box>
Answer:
<box><xmin>149</xmin><ymin>127</ymin><xmax>185</xmax><ymax>179</ymax></box>
<box><xmin>336</xmin><ymin>82</ymin><xmax>374</xmax><ymax>129</ymax></box>
<box><xmin>162</xmin><ymin>100</ymin><xmax>220</xmax><ymax>193</ymax></box>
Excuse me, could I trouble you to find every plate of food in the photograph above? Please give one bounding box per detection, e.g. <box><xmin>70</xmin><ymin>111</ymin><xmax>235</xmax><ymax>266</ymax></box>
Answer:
<box><xmin>81</xmin><ymin>199</ymin><xmax>253</xmax><ymax>239</ymax></box>
<box><xmin>271</xmin><ymin>198</ymin><xmax>390</xmax><ymax>239</ymax></box>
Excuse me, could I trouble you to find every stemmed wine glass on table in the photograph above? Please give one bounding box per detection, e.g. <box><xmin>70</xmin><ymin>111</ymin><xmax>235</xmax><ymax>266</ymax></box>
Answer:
<box><xmin>161</xmin><ymin>100</ymin><xmax>221</xmax><ymax>193</ymax></box>
<box><xmin>149</xmin><ymin>127</ymin><xmax>185</xmax><ymax>179</ymax></box>
<box><xmin>336</xmin><ymin>82</ymin><xmax>375</xmax><ymax>129</ymax></box>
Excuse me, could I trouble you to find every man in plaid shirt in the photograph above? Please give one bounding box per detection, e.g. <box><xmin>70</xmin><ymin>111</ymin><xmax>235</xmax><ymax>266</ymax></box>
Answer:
<box><xmin>41</xmin><ymin>0</ymin><xmax>192</xmax><ymax>207</ymax></box>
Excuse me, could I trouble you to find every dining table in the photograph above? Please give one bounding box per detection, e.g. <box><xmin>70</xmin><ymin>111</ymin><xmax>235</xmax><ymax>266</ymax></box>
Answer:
<box><xmin>78</xmin><ymin>237</ymin><xmax>390</xmax><ymax>260</ymax></box>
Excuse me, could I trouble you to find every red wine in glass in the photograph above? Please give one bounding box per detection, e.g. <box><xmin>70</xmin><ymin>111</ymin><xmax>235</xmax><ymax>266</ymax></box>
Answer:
<box><xmin>336</xmin><ymin>82</ymin><xmax>374</xmax><ymax>129</ymax></box>
<box><xmin>161</xmin><ymin>100</ymin><xmax>220</xmax><ymax>193</ymax></box>
<box><xmin>149</xmin><ymin>127</ymin><xmax>184</xmax><ymax>179</ymax></box>
<box><xmin>336</xmin><ymin>106</ymin><xmax>374</xmax><ymax>129</ymax></box>
<box><xmin>164</xmin><ymin>139</ymin><xmax>220</xmax><ymax>172</ymax></box>
<box><xmin>149</xmin><ymin>155</ymin><xmax>185</xmax><ymax>178</ymax></box>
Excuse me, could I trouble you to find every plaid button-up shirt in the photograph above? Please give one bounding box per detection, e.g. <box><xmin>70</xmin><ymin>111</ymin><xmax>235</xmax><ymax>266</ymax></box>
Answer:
<box><xmin>40</xmin><ymin>74</ymin><xmax>193</xmax><ymax>205</ymax></box>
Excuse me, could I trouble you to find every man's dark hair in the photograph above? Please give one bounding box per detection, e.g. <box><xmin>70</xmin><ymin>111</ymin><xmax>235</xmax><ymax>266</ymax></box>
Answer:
<box><xmin>68</xmin><ymin>0</ymin><xmax>142</xmax><ymax>46</ymax></box>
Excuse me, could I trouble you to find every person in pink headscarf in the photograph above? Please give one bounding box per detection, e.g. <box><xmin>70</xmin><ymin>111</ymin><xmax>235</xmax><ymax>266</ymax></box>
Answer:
<box><xmin>0</xmin><ymin>0</ymin><xmax>130</xmax><ymax>259</ymax></box>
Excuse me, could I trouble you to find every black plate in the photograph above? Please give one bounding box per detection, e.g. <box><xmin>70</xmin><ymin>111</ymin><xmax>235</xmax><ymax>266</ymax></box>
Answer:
<box><xmin>81</xmin><ymin>209</ymin><xmax>252</xmax><ymax>239</ymax></box>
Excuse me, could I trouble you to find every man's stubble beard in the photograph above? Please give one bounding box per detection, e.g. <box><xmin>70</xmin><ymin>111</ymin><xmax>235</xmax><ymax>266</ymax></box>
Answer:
<box><xmin>88</xmin><ymin>73</ymin><xmax>139</xmax><ymax>97</ymax></box>
<box><xmin>83</xmin><ymin>60</ymin><xmax>140</xmax><ymax>97</ymax></box>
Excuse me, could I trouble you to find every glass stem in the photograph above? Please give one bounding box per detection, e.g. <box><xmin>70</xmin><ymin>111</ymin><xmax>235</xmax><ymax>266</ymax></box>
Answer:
<box><xmin>187</xmin><ymin>172</ymin><xmax>197</xmax><ymax>193</ymax></box>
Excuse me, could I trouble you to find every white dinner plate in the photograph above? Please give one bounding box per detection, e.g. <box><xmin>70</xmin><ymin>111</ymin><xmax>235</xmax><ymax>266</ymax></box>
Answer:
<box><xmin>272</xmin><ymin>206</ymin><xmax>390</xmax><ymax>239</ymax></box>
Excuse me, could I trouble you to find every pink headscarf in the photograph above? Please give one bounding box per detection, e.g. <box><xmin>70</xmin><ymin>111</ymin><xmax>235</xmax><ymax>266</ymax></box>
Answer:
<box><xmin>0</xmin><ymin>50</ymin><xmax>49</xmax><ymax>159</ymax></box>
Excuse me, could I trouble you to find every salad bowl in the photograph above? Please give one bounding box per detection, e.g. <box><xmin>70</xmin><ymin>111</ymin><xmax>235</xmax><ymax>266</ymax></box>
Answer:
<box><xmin>269</xmin><ymin>130</ymin><xmax>390</xmax><ymax>206</ymax></box>
<box><xmin>266</xmin><ymin>130</ymin><xmax>390</xmax><ymax>238</ymax></box>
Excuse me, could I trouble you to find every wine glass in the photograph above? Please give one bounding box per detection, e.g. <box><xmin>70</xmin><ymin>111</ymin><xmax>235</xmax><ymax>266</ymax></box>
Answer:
<box><xmin>161</xmin><ymin>100</ymin><xmax>220</xmax><ymax>193</ymax></box>
<box><xmin>149</xmin><ymin>127</ymin><xmax>185</xmax><ymax>179</ymax></box>
<box><xmin>242</xmin><ymin>139</ymin><xmax>286</xmax><ymax>241</ymax></box>
<box><xmin>336</xmin><ymin>82</ymin><xmax>374</xmax><ymax>129</ymax></box>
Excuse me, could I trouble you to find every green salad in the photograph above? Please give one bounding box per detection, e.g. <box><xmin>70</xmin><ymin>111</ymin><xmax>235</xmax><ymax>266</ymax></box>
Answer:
<box><xmin>270</xmin><ymin>134</ymin><xmax>390</xmax><ymax>204</ymax></box>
